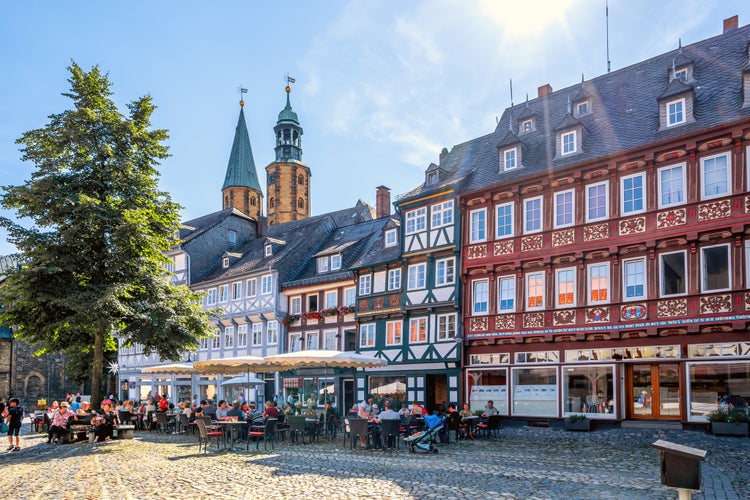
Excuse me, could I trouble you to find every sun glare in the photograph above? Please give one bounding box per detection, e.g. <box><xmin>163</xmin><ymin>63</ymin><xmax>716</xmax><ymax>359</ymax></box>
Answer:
<box><xmin>480</xmin><ymin>0</ymin><xmax>576</xmax><ymax>38</ymax></box>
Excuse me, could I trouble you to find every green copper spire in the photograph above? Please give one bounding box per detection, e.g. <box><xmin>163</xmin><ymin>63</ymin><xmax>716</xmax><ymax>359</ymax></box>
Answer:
<box><xmin>222</xmin><ymin>105</ymin><xmax>262</xmax><ymax>192</ymax></box>
<box><xmin>274</xmin><ymin>86</ymin><xmax>303</xmax><ymax>162</ymax></box>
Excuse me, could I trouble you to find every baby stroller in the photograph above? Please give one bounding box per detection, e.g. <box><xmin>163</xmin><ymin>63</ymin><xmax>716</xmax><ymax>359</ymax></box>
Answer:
<box><xmin>404</xmin><ymin>414</ymin><xmax>444</xmax><ymax>453</ymax></box>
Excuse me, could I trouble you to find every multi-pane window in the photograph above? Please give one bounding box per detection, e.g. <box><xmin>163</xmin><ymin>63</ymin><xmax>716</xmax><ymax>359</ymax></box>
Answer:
<box><xmin>556</xmin><ymin>268</ymin><xmax>576</xmax><ymax>308</ymax></box>
<box><xmin>359</xmin><ymin>324</ymin><xmax>375</xmax><ymax>348</ymax></box>
<box><xmin>431</xmin><ymin>200</ymin><xmax>454</xmax><ymax>228</ymax></box>
<box><xmin>307</xmin><ymin>294</ymin><xmax>318</xmax><ymax>312</ymax></box>
<box><xmin>252</xmin><ymin>323</ymin><xmax>263</xmax><ymax>346</ymax></box>
<box><xmin>435</xmin><ymin>258</ymin><xmax>455</xmax><ymax>286</ymax></box>
<box><xmin>290</xmin><ymin>297</ymin><xmax>301</xmax><ymax>315</ymax></box>
<box><xmin>495</xmin><ymin>203</ymin><xmax>513</xmax><ymax>239</ymax></box>
<box><xmin>200</xmin><ymin>338</ymin><xmax>208</xmax><ymax>350</ymax></box>
<box><xmin>409</xmin><ymin>318</ymin><xmax>427</xmax><ymax>343</ymax></box>
<box><xmin>497</xmin><ymin>276</ymin><xmax>516</xmax><ymax>312</ymax></box>
<box><xmin>317</xmin><ymin>256</ymin><xmax>329</xmax><ymax>273</ymax></box>
<box><xmin>212</xmin><ymin>329</ymin><xmax>221</xmax><ymax>349</ymax></box>
<box><xmin>237</xmin><ymin>324</ymin><xmax>248</xmax><ymax>348</ymax></box>
<box><xmin>660</xmin><ymin>251</ymin><xmax>686</xmax><ymax>297</ymax></box>
<box><xmin>562</xmin><ymin>131</ymin><xmax>576</xmax><ymax>155</ymax></box>
<box><xmin>344</xmin><ymin>287</ymin><xmax>356</xmax><ymax>306</ymax></box>
<box><xmin>325</xmin><ymin>290</ymin><xmax>337</xmax><ymax>309</ymax></box>
<box><xmin>588</xmin><ymin>263</ymin><xmax>610</xmax><ymax>304</ymax></box>
<box><xmin>408</xmin><ymin>263</ymin><xmax>426</xmax><ymax>290</ymax></box>
<box><xmin>290</xmin><ymin>334</ymin><xmax>302</xmax><ymax>352</ymax></box>
<box><xmin>224</xmin><ymin>326</ymin><xmax>234</xmax><ymax>349</ymax></box>
<box><xmin>218</xmin><ymin>285</ymin><xmax>229</xmax><ymax>303</ymax></box>
<box><xmin>504</xmin><ymin>148</ymin><xmax>517</xmax><ymax>170</ymax></box>
<box><xmin>576</xmin><ymin>101</ymin><xmax>589</xmax><ymax>116</ymax></box>
<box><xmin>330</xmin><ymin>254</ymin><xmax>341</xmax><ymax>270</ymax></box>
<box><xmin>470</xmin><ymin>208</ymin><xmax>487</xmax><ymax>243</ymax></box>
<box><xmin>701</xmin><ymin>153</ymin><xmax>730</xmax><ymax>200</ymax></box>
<box><xmin>206</xmin><ymin>288</ymin><xmax>217</xmax><ymax>305</ymax></box>
<box><xmin>521</xmin><ymin>119</ymin><xmax>533</xmax><ymax>133</ymax></box>
<box><xmin>621</xmin><ymin>173</ymin><xmax>645</xmax><ymax>215</ymax></box>
<box><xmin>623</xmin><ymin>257</ymin><xmax>646</xmax><ymax>300</ymax></box>
<box><xmin>387</xmin><ymin>268</ymin><xmax>401</xmax><ymax>290</ymax></box>
<box><xmin>386</xmin><ymin>320</ymin><xmax>402</xmax><ymax>346</ymax></box>
<box><xmin>586</xmin><ymin>182</ymin><xmax>608</xmax><ymax>222</ymax></box>
<box><xmin>232</xmin><ymin>282</ymin><xmax>243</xmax><ymax>301</ymax></box>
<box><xmin>472</xmin><ymin>279</ymin><xmax>489</xmax><ymax>315</ymax></box>
<box><xmin>437</xmin><ymin>314</ymin><xmax>456</xmax><ymax>341</ymax></box>
<box><xmin>306</xmin><ymin>332</ymin><xmax>319</xmax><ymax>350</ymax></box>
<box><xmin>524</xmin><ymin>197</ymin><xmax>543</xmax><ymax>234</ymax></box>
<box><xmin>667</xmin><ymin>98</ymin><xmax>685</xmax><ymax>126</ymax></box>
<box><xmin>324</xmin><ymin>330</ymin><xmax>338</xmax><ymax>350</ymax></box>
<box><xmin>701</xmin><ymin>244</ymin><xmax>730</xmax><ymax>292</ymax></box>
<box><xmin>358</xmin><ymin>274</ymin><xmax>372</xmax><ymax>295</ymax></box>
<box><xmin>267</xmin><ymin>321</ymin><xmax>278</xmax><ymax>345</ymax></box>
<box><xmin>526</xmin><ymin>272</ymin><xmax>545</xmax><ymax>310</ymax></box>
<box><xmin>554</xmin><ymin>190</ymin><xmax>574</xmax><ymax>228</ymax></box>
<box><xmin>246</xmin><ymin>279</ymin><xmax>257</xmax><ymax>297</ymax></box>
<box><xmin>405</xmin><ymin>207</ymin><xmax>426</xmax><ymax>234</ymax></box>
<box><xmin>261</xmin><ymin>275</ymin><xmax>272</xmax><ymax>295</ymax></box>
<box><xmin>658</xmin><ymin>164</ymin><xmax>685</xmax><ymax>208</ymax></box>
<box><xmin>385</xmin><ymin>229</ymin><xmax>397</xmax><ymax>247</ymax></box>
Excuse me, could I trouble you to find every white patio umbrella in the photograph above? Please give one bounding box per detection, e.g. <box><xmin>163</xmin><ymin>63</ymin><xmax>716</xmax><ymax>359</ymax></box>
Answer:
<box><xmin>141</xmin><ymin>363</ymin><xmax>198</xmax><ymax>374</ymax></box>
<box><xmin>220</xmin><ymin>376</ymin><xmax>266</xmax><ymax>386</ymax></box>
<box><xmin>194</xmin><ymin>356</ymin><xmax>267</xmax><ymax>403</ymax></box>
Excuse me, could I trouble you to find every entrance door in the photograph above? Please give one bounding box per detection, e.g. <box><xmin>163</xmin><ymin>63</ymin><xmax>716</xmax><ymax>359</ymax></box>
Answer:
<box><xmin>425</xmin><ymin>374</ymin><xmax>447</xmax><ymax>413</ymax></box>
<box><xmin>342</xmin><ymin>379</ymin><xmax>354</xmax><ymax>414</ymax></box>
<box><xmin>627</xmin><ymin>364</ymin><xmax>680</xmax><ymax>419</ymax></box>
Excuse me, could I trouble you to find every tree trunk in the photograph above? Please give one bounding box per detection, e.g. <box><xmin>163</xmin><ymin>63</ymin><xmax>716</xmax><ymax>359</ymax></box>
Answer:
<box><xmin>91</xmin><ymin>320</ymin><xmax>105</xmax><ymax>407</ymax></box>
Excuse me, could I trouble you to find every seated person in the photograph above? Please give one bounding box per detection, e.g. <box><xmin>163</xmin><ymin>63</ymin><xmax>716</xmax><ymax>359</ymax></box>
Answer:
<box><xmin>262</xmin><ymin>401</ymin><xmax>279</xmax><ymax>419</ymax></box>
<box><xmin>227</xmin><ymin>401</ymin><xmax>245</xmax><ymax>420</ymax></box>
<box><xmin>459</xmin><ymin>403</ymin><xmax>472</xmax><ymax>418</ymax></box>
<box><xmin>410</xmin><ymin>400</ymin><xmax>428</xmax><ymax>416</ymax></box>
<box><xmin>322</xmin><ymin>401</ymin><xmax>338</xmax><ymax>438</ymax></box>
<box><xmin>371</xmin><ymin>401</ymin><xmax>401</xmax><ymax>448</ymax></box>
<box><xmin>92</xmin><ymin>399</ymin><xmax>119</xmax><ymax>443</ymax></box>
<box><xmin>482</xmin><ymin>400</ymin><xmax>499</xmax><ymax>418</ymax></box>
<box><xmin>47</xmin><ymin>402</ymin><xmax>76</xmax><ymax>444</ymax></box>
<box><xmin>77</xmin><ymin>401</ymin><xmax>92</xmax><ymax>416</ymax></box>
<box><xmin>215</xmin><ymin>400</ymin><xmax>229</xmax><ymax>420</ymax></box>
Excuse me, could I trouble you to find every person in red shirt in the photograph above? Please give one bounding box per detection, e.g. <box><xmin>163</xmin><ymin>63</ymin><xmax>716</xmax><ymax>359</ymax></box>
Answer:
<box><xmin>410</xmin><ymin>400</ymin><xmax>428</xmax><ymax>416</ymax></box>
<box><xmin>262</xmin><ymin>401</ymin><xmax>280</xmax><ymax>419</ymax></box>
<box><xmin>158</xmin><ymin>396</ymin><xmax>169</xmax><ymax>413</ymax></box>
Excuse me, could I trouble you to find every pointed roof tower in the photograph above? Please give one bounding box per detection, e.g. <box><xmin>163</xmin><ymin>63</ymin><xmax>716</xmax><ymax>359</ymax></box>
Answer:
<box><xmin>273</xmin><ymin>84</ymin><xmax>303</xmax><ymax>162</ymax></box>
<box><xmin>222</xmin><ymin>97</ymin><xmax>263</xmax><ymax>221</ymax></box>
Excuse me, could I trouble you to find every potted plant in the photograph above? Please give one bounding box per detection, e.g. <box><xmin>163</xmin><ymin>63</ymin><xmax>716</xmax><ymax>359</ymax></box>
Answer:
<box><xmin>564</xmin><ymin>413</ymin><xmax>591</xmax><ymax>431</ymax></box>
<box><xmin>707</xmin><ymin>408</ymin><xmax>749</xmax><ymax>437</ymax></box>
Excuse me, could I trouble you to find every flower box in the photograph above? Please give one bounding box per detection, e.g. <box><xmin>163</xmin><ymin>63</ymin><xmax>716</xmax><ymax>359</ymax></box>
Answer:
<box><xmin>711</xmin><ymin>421</ymin><xmax>748</xmax><ymax>437</ymax></box>
<box><xmin>564</xmin><ymin>416</ymin><xmax>590</xmax><ymax>432</ymax></box>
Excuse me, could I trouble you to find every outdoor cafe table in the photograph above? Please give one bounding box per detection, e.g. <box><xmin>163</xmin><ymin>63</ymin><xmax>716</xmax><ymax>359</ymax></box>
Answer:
<box><xmin>461</xmin><ymin>415</ymin><xmax>480</xmax><ymax>436</ymax></box>
<box><xmin>217</xmin><ymin>420</ymin><xmax>246</xmax><ymax>450</ymax></box>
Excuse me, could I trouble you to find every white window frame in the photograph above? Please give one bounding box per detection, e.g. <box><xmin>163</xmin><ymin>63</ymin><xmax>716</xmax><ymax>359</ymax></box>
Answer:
<box><xmin>524</xmin><ymin>196</ymin><xmax>543</xmax><ymax>234</ymax></box>
<box><xmin>317</xmin><ymin>256</ymin><xmax>329</xmax><ymax>273</ymax></box>
<box><xmin>330</xmin><ymin>254</ymin><xmax>342</xmax><ymax>270</ymax></box>
<box><xmin>407</xmin><ymin>263</ymin><xmax>426</xmax><ymax>290</ymax></box>
<box><xmin>497</xmin><ymin>275</ymin><xmax>516</xmax><ymax>313</ymax></box>
<box><xmin>555</xmin><ymin>267</ymin><xmax>576</xmax><ymax>308</ymax></box>
<box><xmin>504</xmin><ymin>147</ymin><xmax>517</xmax><ymax>171</ymax></box>
<box><xmin>587</xmin><ymin>263</ymin><xmax>610</xmax><ymax>305</ymax></box>
<box><xmin>212</xmin><ymin>329</ymin><xmax>221</xmax><ymax>349</ymax></box>
<box><xmin>700</xmin><ymin>244</ymin><xmax>731</xmax><ymax>293</ymax></box>
<box><xmin>521</xmin><ymin>119</ymin><xmax>533</xmax><ymax>133</ymax></box>
<box><xmin>659</xmin><ymin>250</ymin><xmax>687</xmax><ymax>298</ymax></box>
<box><xmin>622</xmin><ymin>257</ymin><xmax>647</xmax><ymax>301</ymax></box>
<box><xmin>561</xmin><ymin>130</ymin><xmax>576</xmax><ymax>155</ymax></box>
<box><xmin>306</xmin><ymin>332</ymin><xmax>319</xmax><ymax>351</ymax></box>
<box><xmin>218</xmin><ymin>285</ymin><xmax>229</xmax><ymax>303</ymax></box>
<box><xmin>472</xmin><ymin>279</ymin><xmax>489</xmax><ymax>315</ymax></box>
<box><xmin>435</xmin><ymin>257</ymin><xmax>455</xmax><ymax>286</ymax></box>
<box><xmin>307</xmin><ymin>294</ymin><xmax>318</xmax><ymax>312</ymax></box>
<box><xmin>252</xmin><ymin>323</ymin><xmax>263</xmax><ymax>346</ymax></box>
<box><xmin>224</xmin><ymin>326</ymin><xmax>234</xmax><ymax>349</ymax></box>
<box><xmin>261</xmin><ymin>275</ymin><xmax>272</xmax><ymax>295</ymax></box>
<box><xmin>657</xmin><ymin>163</ymin><xmax>686</xmax><ymax>209</ymax></box>
<box><xmin>206</xmin><ymin>288</ymin><xmax>217</xmax><ymax>306</ymax></box>
<box><xmin>525</xmin><ymin>271</ymin><xmax>545</xmax><ymax>311</ymax></box>
<box><xmin>232</xmin><ymin>281</ymin><xmax>243</xmax><ymax>301</ymax></box>
<box><xmin>405</xmin><ymin>207</ymin><xmax>427</xmax><ymax>235</ymax></box>
<box><xmin>387</xmin><ymin>268</ymin><xmax>401</xmax><ymax>291</ymax></box>
<box><xmin>674</xmin><ymin>68</ymin><xmax>687</xmax><ymax>82</ymax></box>
<box><xmin>621</xmin><ymin>172</ymin><xmax>646</xmax><ymax>215</ymax></box>
<box><xmin>700</xmin><ymin>152</ymin><xmax>731</xmax><ymax>201</ymax></box>
<box><xmin>667</xmin><ymin>98</ymin><xmax>685</xmax><ymax>127</ymax></box>
<box><xmin>585</xmin><ymin>181</ymin><xmax>609</xmax><ymax>223</ymax></box>
<box><xmin>553</xmin><ymin>189</ymin><xmax>575</xmax><ymax>228</ymax></box>
<box><xmin>576</xmin><ymin>100</ymin><xmax>589</xmax><ymax>116</ymax></box>
<box><xmin>246</xmin><ymin>278</ymin><xmax>257</xmax><ymax>297</ymax></box>
<box><xmin>325</xmin><ymin>290</ymin><xmax>338</xmax><ymax>309</ymax></box>
<box><xmin>385</xmin><ymin>229</ymin><xmax>398</xmax><ymax>247</ymax></box>
<box><xmin>359</xmin><ymin>323</ymin><xmax>375</xmax><ymax>348</ymax></box>
<box><xmin>495</xmin><ymin>202</ymin><xmax>514</xmax><ymax>239</ymax></box>
<box><xmin>409</xmin><ymin>317</ymin><xmax>427</xmax><ymax>344</ymax></box>
<box><xmin>358</xmin><ymin>274</ymin><xmax>372</xmax><ymax>295</ymax></box>
<box><xmin>385</xmin><ymin>320</ymin><xmax>402</xmax><ymax>346</ymax></box>
<box><xmin>323</xmin><ymin>329</ymin><xmax>338</xmax><ymax>350</ymax></box>
<box><xmin>437</xmin><ymin>313</ymin><xmax>457</xmax><ymax>341</ymax></box>
<box><xmin>469</xmin><ymin>208</ymin><xmax>487</xmax><ymax>243</ymax></box>
<box><xmin>289</xmin><ymin>333</ymin><xmax>302</xmax><ymax>352</ymax></box>
<box><xmin>431</xmin><ymin>200</ymin><xmax>454</xmax><ymax>228</ymax></box>
<box><xmin>290</xmin><ymin>296</ymin><xmax>302</xmax><ymax>315</ymax></box>
<box><xmin>237</xmin><ymin>324</ymin><xmax>248</xmax><ymax>348</ymax></box>
<box><xmin>344</xmin><ymin>287</ymin><xmax>356</xmax><ymax>307</ymax></box>
<box><xmin>267</xmin><ymin>321</ymin><xmax>279</xmax><ymax>345</ymax></box>
<box><xmin>264</xmin><ymin>244</ymin><xmax>272</xmax><ymax>257</ymax></box>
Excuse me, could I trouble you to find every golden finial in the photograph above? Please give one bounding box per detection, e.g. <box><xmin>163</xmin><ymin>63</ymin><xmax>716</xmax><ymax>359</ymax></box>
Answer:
<box><xmin>239</xmin><ymin>86</ymin><xmax>247</xmax><ymax>107</ymax></box>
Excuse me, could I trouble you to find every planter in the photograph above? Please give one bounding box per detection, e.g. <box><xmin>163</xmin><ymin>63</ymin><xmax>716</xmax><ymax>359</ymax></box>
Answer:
<box><xmin>564</xmin><ymin>419</ymin><xmax>591</xmax><ymax>432</ymax></box>
<box><xmin>711</xmin><ymin>421</ymin><xmax>749</xmax><ymax>437</ymax></box>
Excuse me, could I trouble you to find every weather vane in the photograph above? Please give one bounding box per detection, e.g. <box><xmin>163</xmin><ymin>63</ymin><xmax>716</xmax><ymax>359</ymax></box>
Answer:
<box><xmin>239</xmin><ymin>85</ymin><xmax>247</xmax><ymax>107</ymax></box>
<box><xmin>284</xmin><ymin>73</ymin><xmax>295</xmax><ymax>93</ymax></box>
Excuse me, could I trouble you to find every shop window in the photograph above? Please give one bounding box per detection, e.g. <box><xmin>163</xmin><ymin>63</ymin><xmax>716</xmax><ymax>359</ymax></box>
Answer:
<box><xmin>511</xmin><ymin>367</ymin><xmax>557</xmax><ymax>417</ymax></box>
<box><xmin>562</xmin><ymin>365</ymin><xmax>615</xmax><ymax>417</ymax></box>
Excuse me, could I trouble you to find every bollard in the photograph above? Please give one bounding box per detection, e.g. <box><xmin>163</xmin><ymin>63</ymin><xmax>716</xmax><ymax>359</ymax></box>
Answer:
<box><xmin>652</xmin><ymin>439</ymin><xmax>706</xmax><ymax>499</ymax></box>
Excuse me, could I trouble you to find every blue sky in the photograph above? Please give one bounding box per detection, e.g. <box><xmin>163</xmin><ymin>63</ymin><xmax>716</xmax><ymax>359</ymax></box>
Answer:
<box><xmin>1</xmin><ymin>1</ymin><xmax>749</xmax><ymax>255</ymax></box>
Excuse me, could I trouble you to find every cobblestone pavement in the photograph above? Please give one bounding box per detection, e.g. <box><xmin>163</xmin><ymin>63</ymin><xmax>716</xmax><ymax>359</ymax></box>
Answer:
<box><xmin>0</xmin><ymin>423</ymin><xmax>748</xmax><ymax>500</ymax></box>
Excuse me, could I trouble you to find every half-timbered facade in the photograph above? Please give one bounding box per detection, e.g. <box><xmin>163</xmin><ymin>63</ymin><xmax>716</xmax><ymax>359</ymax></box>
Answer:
<box><xmin>459</xmin><ymin>17</ymin><xmax>750</xmax><ymax>425</ymax></box>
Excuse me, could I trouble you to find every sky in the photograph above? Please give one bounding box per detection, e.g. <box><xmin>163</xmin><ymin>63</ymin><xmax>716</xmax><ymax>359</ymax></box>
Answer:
<box><xmin>1</xmin><ymin>0</ymin><xmax>749</xmax><ymax>256</ymax></box>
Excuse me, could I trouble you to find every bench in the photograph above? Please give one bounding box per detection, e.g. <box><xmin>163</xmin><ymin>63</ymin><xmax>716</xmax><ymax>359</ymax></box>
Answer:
<box><xmin>113</xmin><ymin>425</ymin><xmax>135</xmax><ymax>439</ymax></box>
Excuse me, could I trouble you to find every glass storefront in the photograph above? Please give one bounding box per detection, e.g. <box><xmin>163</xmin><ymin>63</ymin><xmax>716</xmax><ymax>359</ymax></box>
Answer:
<box><xmin>467</xmin><ymin>369</ymin><xmax>508</xmax><ymax>415</ymax></box>
<box><xmin>688</xmin><ymin>362</ymin><xmax>750</xmax><ymax>420</ymax></box>
<box><xmin>511</xmin><ymin>367</ymin><xmax>557</xmax><ymax>417</ymax></box>
<box><xmin>562</xmin><ymin>365</ymin><xmax>615</xmax><ymax>417</ymax></box>
<box><xmin>369</xmin><ymin>375</ymin><xmax>407</xmax><ymax>405</ymax></box>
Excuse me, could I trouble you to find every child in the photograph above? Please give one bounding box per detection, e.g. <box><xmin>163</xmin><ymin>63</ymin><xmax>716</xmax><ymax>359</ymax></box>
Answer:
<box><xmin>6</xmin><ymin>398</ymin><xmax>24</xmax><ymax>452</ymax></box>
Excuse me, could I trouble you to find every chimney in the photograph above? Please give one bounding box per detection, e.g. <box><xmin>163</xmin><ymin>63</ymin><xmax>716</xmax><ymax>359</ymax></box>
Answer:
<box><xmin>724</xmin><ymin>15</ymin><xmax>738</xmax><ymax>33</ymax></box>
<box><xmin>376</xmin><ymin>186</ymin><xmax>391</xmax><ymax>218</ymax></box>
<box><xmin>538</xmin><ymin>84</ymin><xmax>553</xmax><ymax>98</ymax></box>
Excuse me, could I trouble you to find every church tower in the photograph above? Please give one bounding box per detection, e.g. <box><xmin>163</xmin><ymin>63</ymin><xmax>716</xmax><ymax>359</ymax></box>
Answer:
<box><xmin>222</xmin><ymin>98</ymin><xmax>263</xmax><ymax>221</ymax></box>
<box><xmin>266</xmin><ymin>84</ymin><xmax>310</xmax><ymax>226</ymax></box>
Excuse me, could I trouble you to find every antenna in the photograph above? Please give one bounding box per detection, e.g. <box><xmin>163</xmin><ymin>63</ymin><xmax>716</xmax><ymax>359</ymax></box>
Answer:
<box><xmin>510</xmin><ymin>78</ymin><xmax>514</xmax><ymax>107</ymax></box>
<box><xmin>606</xmin><ymin>0</ymin><xmax>611</xmax><ymax>73</ymax></box>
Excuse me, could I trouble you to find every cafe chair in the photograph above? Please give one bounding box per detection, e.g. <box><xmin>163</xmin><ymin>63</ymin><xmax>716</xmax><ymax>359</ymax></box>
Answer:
<box><xmin>348</xmin><ymin>418</ymin><xmax>371</xmax><ymax>450</ymax></box>
<box><xmin>196</xmin><ymin>419</ymin><xmax>224</xmax><ymax>453</ymax></box>
<box><xmin>247</xmin><ymin>418</ymin><xmax>277</xmax><ymax>452</ymax></box>
<box><xmin>476</xmin><ymin>415</ymin><xmax>501</xmax><ymax>438</ymax></box>
<box><xmin>379</xmin><ymin>419</ymin><xmax>401</xmax><ymax>451</ymax></box>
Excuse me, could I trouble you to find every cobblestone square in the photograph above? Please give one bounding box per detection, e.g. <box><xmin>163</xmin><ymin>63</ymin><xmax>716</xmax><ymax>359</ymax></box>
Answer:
<box><xmin>1</xmin><ymin>425</ymin><xmax>748</xmax><ymax>500</ymax></box>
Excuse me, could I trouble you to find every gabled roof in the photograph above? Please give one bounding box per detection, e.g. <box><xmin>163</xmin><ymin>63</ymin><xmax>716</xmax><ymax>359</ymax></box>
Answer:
<box><xmin>554</xmin><ymin>113</ymin><xmax>583</xmax><ymax>131</ymax></box>
<box><xmin>497</xmin><ymin>130</ymin><xmax>521</xmax><ymax>148</ymax></box>
<box><xmin>658</xmin><ymin>77</ymin><xmax>694</xmax><ymax>100</ymax></box>
<box><xmin>349</xmin><ymin>216</ymin><xmax>402</xmax><ymax>270</ymax></box>
<box><xmin>222</xmin><ymin>107</ymin><xmax>262</xmax><ymax>193</ymax></box>
<box><xmin>178</xmin><ymin>208</ymin><xmax>254</xmax><ymax>244</ymax></box>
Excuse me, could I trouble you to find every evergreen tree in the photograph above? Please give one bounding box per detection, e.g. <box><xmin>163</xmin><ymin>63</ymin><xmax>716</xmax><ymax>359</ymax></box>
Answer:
<box><xmin>0</xmin><ymin>63</ymin><xmax>214</xmax><ymax>405</ymax></box>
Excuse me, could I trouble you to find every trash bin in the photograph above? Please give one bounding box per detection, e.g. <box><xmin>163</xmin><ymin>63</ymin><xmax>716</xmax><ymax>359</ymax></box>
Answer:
<box><xmin>652</xmin><ymin>439</ymin><xmax>706</xmax><ymax>491</ymax></box>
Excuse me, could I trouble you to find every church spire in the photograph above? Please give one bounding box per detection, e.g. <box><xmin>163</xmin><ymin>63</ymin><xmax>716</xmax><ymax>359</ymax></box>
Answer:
<box><xmin>274</xmin><ymin>84</ymin><xmax>303</xmax><ymax>162</ymax></box>
<box><xmin>221</xmin><ymin>97</ymin><xmax>263</xmax><ymax>220</ymax></box>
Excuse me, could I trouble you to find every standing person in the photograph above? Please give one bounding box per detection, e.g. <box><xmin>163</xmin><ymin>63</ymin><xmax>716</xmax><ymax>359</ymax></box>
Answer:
<box><xmin>6</xmin><ymin>398</ymin><xmax>24</xmax><ymax>451</ymax></box>
<box><xmin>358</xmin><ymin>394</ymin><xmax>374</xmax><ymax>419</ymax></box>
<box><xmin>47</xmin><ymin>401</ymin><xmax>75</xmax><ymax>444</ymax></box>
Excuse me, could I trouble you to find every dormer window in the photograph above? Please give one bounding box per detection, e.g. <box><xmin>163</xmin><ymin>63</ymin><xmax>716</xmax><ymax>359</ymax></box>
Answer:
<box><xmin>561</xmin><ymin>130</ymin><xmax>577</xmax><ymax>155</ymax></box>
<box><xmin>385</xmin><ymin>228</ymin><xmax>397</xmax><ymax>247</ymax></box>
<box><xmin>264</xmin><ymin>244</ymin><xmax>272</xmax><ymax>257</ymax></box>
<box><xmin>317</xmin><ymin>254</ymin><xmax>342</xmax><ymax>273</ymax></box>
<box><xmin>667</xmin><ymin>98</ymin><xmax>685</xmax><ymax>126</ymax></box>
<box><xmin>426</xmin><ymin>170</ymin><xmax>438</xmax><ymax>186</ymax></box>
<box><xmin>227</xmin><ymin>230</ymin><xmax>236</xmax><ymax>243</ymax></box>
<box><xmin>520</xmin><ymin>119</ymin><xmax>533</xmax><ymax>133</ymax></box>
<box><xmin>330</xmin><ymin>254</ymin><xmax>341</xmax><ymax>270</ymax></box>
<box><xmin>317</xmin><ymin>256</ymin><xmax>329</xmax><ymax>273</ymax></box>
<box><xmin>673</xmin><ymin>68</ymin><xmax>687</xmax><ymax>82</ymax></box>
<box><xmin>222</xmin><ymin>257</ymin><xmax>230</xmax><ymax>268</ymax></box>
<box><xmin>503</xmin><ymin>147</ymin><xmax>518</xmax><ymax>171</ymax></box>
<box><xmin>575</xmin><ymin>100</ymin><xmax>589</xmax><ymax>117</ymax></box>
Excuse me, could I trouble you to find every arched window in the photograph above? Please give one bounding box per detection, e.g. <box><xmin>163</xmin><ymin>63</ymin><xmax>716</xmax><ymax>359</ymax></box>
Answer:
<box><xmin>269</xmin><ymin>197</ymin><xmax>275</xmax><ymax>209</ymax></box>
<box><xmin>250</xmin><ymin>197</ymin><xmax>256</xmax><ymax>207</ymax></box>
<box><xmin>298</xmin><ymin>174</ymin><xmax>304</xmax><ymax>185</ymax></box>
<box><xmin>298</xmin><ymin>198</ymin><xmax>305</xmax><ymax>209</ymax></box>
<box><xmin>224</xmin><ymin>195</ymin><xmax>229</xmax><ymax>207</ymax></box>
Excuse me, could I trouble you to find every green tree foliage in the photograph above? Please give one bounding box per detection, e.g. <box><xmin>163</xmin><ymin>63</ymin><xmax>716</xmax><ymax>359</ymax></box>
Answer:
<box><xmin>0</xmin><ymin>63</ymin><xmax>214</xmax><ymax>406</ymax></box>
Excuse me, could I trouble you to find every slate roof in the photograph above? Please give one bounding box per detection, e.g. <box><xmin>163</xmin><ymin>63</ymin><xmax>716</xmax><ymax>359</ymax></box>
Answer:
<box><xmin>222</xmin><ymin>107</ymin><xmax>262</xmax><ymax>192</ymax></box>
<box><xmin>349</xmin><ymin>216</ymin><xmax>402</xmax><ymax>271</ymax></box>
<box><xmin>399</xmin><ymin>23</ymin><xmax>750</xmax><ymax>201</ymax></box>
<box><xmin>0</xmin><ymin>254</ymin><xmax>19</xmax><ymax>280</ymax></box>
